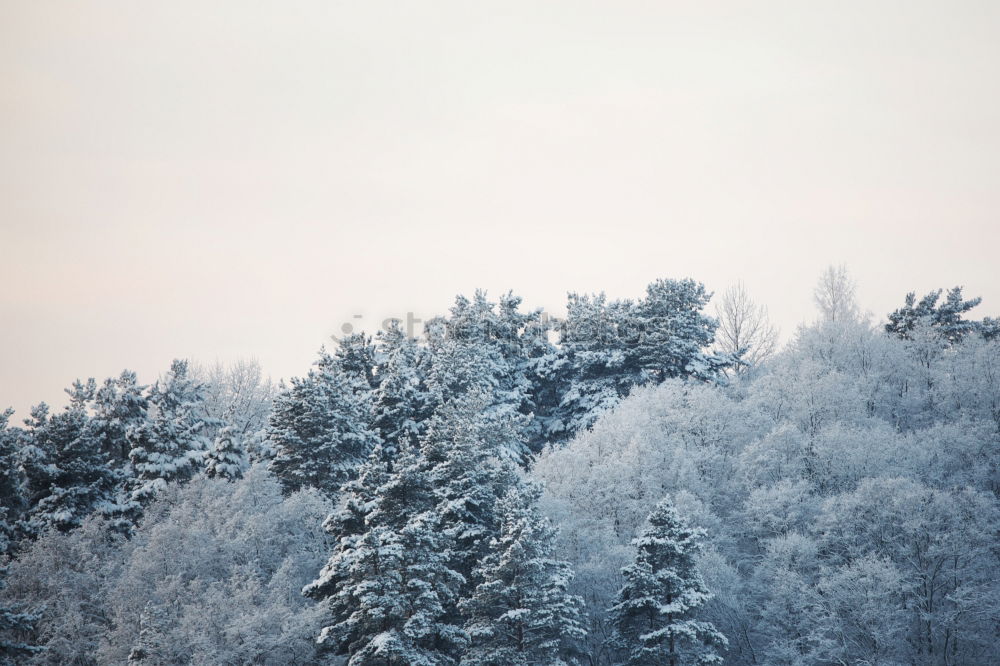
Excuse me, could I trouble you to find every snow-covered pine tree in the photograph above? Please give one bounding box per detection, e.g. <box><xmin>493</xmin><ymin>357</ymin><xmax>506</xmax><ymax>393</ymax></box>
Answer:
<box><xmin>242</xmin><ymin>428</ymin><xmax>277</xmax><ymax>463</ymax></box>
<box><xmin>127</xmin><ymin>360</ymin><xmax>211</xmax><ymax>507</ymax></box>
<box><xmin>308</xmin><ymin>384</ymin><xmax>525</xmax><ymax>664</ymax></box>
<box><xmin>315</xmin><ymin>442</ymin><xmax>394</xmax><ymax>575</ymax></box>
<box><xmin>446</xmin><ymin>291</ymin><xmax>538</xmax><ymax>415</ymax></box>
<box><xmin>374</xmin><ymin>320</ymin><xmax>435</xmax><ymax>456</ymax></box>
<box><xmin>0</xmin><ymin>411</ymin><xmax>25</xmax><ymax>541</ymax></box>
<box><xmin>421</xmin><ymin>391</ymin><xmax>522</xmax><ymax>594</ymax></box>
<box><xmin>17</xmin><ymin>394</ymin><xmax>117</xmax><ymax>536</ymax></box>
<box><xmin>268</xmin><ymin>357</ymin><xmax>379</xmax><ymax>495</ymax></box>
<box><xmin>426</xmin><ymin>296</ymin><xmax>533</xmax><ymax>463</ymax></box>
<box><xmin>609</xmin><ymin>497</ymin><xmax>726</xmax><ymax>666</ymax></box>
<box><xmin>488</xmin><ymin>291</ymin><xmax>561</xmax><ymax>455</ymax></box>
<box><xmin>542</xmin><ymin>292</ymin><xmax>636</xmax><ymax>444</ymax></box>
<box><xmin>91</xmin><ymin>370</ymin><xmax>149</xmax><ymax>465</ymax></box>
<box><xmin>327</xmin><ymin>333</ymin><xmax>381</xmax><ymax>392</ymax></box>
<box><xmin>460</xmin><ymin>484</ymin><xmax>586</xmax><ymax>666</ymax></box>
<box><xmin>305</xmin><ymin>443</ymin><xmax>467</xmax><ymax>665</ymax></box>
<box><xmin>517</xmin><ymin>301</ymin><xmax>561</xmax><ymax>454</ymax></box>
<box><xmin>204</xmin><ymin>425</ymin><xmax>247</xmax><ymax>480</ymax></box>
<box><xmin>635</xmin><ymin>279</ymin><xmax>723</xmax><ymax>382</ymax></box>
<box><xmin>885</xmin><ymin>286</ymin><xmax>990</xmax><ymax>344</ymax></box>
<box><xmin>544</xmin><ymin>280</ymin><xmax>725</xmax><ymax>445</ymax></box>
<box><xmin>302</xmin><ymin>443</ymin><xmax>397</xmax><ymax>663</ymax></box>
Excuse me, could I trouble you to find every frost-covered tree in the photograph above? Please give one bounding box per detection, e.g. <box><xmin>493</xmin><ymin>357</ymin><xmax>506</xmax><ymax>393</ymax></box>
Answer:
<box><xmin>268</xmin><ymin>359</ymin><xmax>379</xmax><ymax>495</ymax></box>
<box><xmin>0</xmin><ymin>523</ymin><xmax>39</xmax><ymax>665</ymax></box>
<box><xmin>6</xmin><ymin>466</ymin><xmax>332</xmax><ymax>665</ymax></box>
<box><xmin>751</xmin><ymin>533</ymin><xmax>825</xmax><ymax>666</ymax></box>
<box><xmin>126</xmin><ymin>360</ymin><xmax>211</xmax><ymax>508</ymax></box>
<box><xmin>534</xmin><ymin>305</ymin><xmax>1000</xmax><ymax>665</ymax></box>
<box><xmin>813</xmin><ymin>554</ymin><xmax>908</xmax><ymax>666</ymax></box>
<box><xmin>204</xmin><ymin>425</ymin><xmax>247</xmax><ymax>480</ymax></box>
<box><xmin>460</xmin><ymin>484</ymin><xmax>586</xmax><ymax>666</ymax></box>
<box><xmin>195</xmin><ymin>358</ymin><xmax>274</xmax><ymax>438</ymax></box>
<box><xmin>817</xmin><ymin>477</ymin><xmax>1000</xmax><ymax>665</ymax></box>
<box><xmin>609</xmin><ymin>497</ymin><xmax>726</xmax><ymax>666</ymax></box>
<box><xmin>305</xmin><ymin>444</ymin><xmax>467</xmax><ymax>665</ymax></box>
<box><xmin>126</xmin><ymin>601</ymin><xmax>173</xmax><ymax>665</ymax></box>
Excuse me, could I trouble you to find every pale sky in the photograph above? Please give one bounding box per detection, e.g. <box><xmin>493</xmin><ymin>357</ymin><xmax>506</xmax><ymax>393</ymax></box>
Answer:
<box><xmin>2</xmin><ymin>1</ymin><xmax>999</xmax><ymax>418</ymax></box>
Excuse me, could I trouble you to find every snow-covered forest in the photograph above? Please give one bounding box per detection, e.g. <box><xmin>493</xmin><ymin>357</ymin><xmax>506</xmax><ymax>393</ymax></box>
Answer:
<box><xmin>2</xmin><ymin>271</ymin><xmax>999</xmax><ymax>666</ymax></box>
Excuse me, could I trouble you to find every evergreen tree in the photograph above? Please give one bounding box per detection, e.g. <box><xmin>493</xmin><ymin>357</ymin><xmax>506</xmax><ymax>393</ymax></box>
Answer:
<box><xmin>127</xmin><ymin>360</ymin><xmax>210</xmax><ymax>507</ymax></box>
<box><xmin>421</xmin><ymin>392</ymin><xmax>522</xmax><ymax>593</ymax></box>
<box><xmin>307</xmin><ymin>388</ymin><xmax>528</xmax><ymax>665</ymax></box>
<box><xmin>543</xmin><ymin>292</ymin><xmax>636</xmax><ymax>443</ymax></box>
<box><xmin>18</xmin><ymin>395</ymin><xmax>117</xmax><ymax>536</ymax></box>
<box><xmin>328</xmin><ymin>333</ymin><xmax>381</xmax><ymax>392</ymax></box>
<box><xmin>545</xmin><ymin>280</ymin><xmax>724</xmax><ymax>445</ymax></box>
<box><xmin>305</xmin><ymin>444</ymin><xmax>467</xmax><ymax>665</ymax></box>
<box><xmin>204</xmin><ymin>425</ymin><xmax>247</xmax><ymax>480</ymax></box>
<box><xmin>0</xmin><ymin>411</ymin><xmax>25</xmax><ymax>541</ymax></box>
<box><xmin>609</xmin><ymin>497</ymin><xmax>726</xmax><ymax>666</ymax></box>
<box><xmin>634</xmin><ymin>279</ymin><xmax>722</xmax><ymax>382</ymax></box>
<box><xmin>91</xmin><ymin>370</ymin><xmax>149</xmax><ymax>465</ymax></box>
<box><xmin>426</xmin><ymin>326</ymin><xmax>531</xmax><ymax>463</ymax></box>
<box><xmin>980</xmin><ymin>316</ymin><xmax>1000</xmax><ymax>340</ymax></box>
<box><xmin>886</xmin><ymin>286</ymin><xmax>991</xmax><ymax>344</ymax></box>
<box><xmin>374</xmin><ymin>320</ymin><xmax>435</xmax><ymax>456</ymax></box>
<box><xmin>460</xmin><ymin>484</ymin><xmax>586</xmax><ymax>666</ymax></box>
<box><xmin>303</xmin><ymin>443</ymin><xmax>398</xmax><ymax>662</ymax></box>
<box><xmin>518</xmin><ymin>303</ymin><xmax>562</xmax><ymax>453</ymax></box>
<box><xmin>492</xmin><ymin>292</ymin><xmax>557</xmax><ymax>455</ymax></box>
<box><xmin>428</xmin><ymin>290</ymin><xmax>557</xmax><ymax>461</ymax></box>
<box><xmin>268</xmin><ymin>358</ymin><xmax>379</xmax><ymax>495</ymax></box>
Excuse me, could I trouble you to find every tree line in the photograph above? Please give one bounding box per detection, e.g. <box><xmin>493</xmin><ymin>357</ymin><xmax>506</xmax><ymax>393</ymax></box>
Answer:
<box><xmin>2</xmin><ymin>273</ymin><xmax>998</xmax><ymax>665</ymax></box>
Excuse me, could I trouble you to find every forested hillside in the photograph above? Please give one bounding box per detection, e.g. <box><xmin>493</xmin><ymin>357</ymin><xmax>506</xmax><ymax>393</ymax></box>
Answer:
<box><xmin>1</xmin><ymin>274</ymin><xmax>997</xmax><ymax>665</ymax></box>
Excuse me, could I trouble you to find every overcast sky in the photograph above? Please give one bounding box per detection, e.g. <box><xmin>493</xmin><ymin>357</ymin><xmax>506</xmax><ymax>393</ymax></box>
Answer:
<box><xmin>2</xmin><ymin>1</ymin><xmax>999</xmax><ymax>418</ymax></box>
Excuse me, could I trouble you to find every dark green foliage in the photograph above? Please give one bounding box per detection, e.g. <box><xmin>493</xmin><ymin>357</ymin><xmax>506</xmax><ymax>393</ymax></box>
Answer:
<box><xmin>886</xmin><ymin>286</ymin><xmax>993</xmax><ymax>343</ymax></box>
<box><xmin>610</xmin><ymin>498</ymin><xmax>726</xmax><ymax>666</ymax></box>
<box><xmin>268</xmin><ymin>362</ymin><xmax>379</xmax><ymax>495</ymax></box>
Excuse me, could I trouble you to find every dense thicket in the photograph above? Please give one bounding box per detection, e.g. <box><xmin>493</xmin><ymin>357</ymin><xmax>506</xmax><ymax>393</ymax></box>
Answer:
<box><xmin>5</xmin><ymin>468</ymin><xmax>331</xmax><ymax>665</ymax></box>
<box><xmin>535</xmin><ymin>295</ymin><xmax>1000</xmax><ymax>665</ymax></box>
<box><xmin>2</xmin><ymin>276</ymin><xmax>998</xmax><ymax>665</ymax></box>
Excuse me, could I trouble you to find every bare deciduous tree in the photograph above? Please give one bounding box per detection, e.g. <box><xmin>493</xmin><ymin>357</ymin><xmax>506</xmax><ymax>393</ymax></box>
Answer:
<box><xmin>714</xmin><ymin>281</ymin><xmax>779</xmax><ymax>375</ymax></box>
<box><xmin>814</xmin><ymin>265</ymin><xmax>859</xmax><ymax>323</ymax></box>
